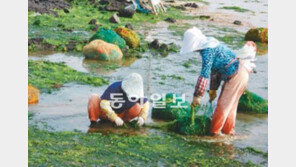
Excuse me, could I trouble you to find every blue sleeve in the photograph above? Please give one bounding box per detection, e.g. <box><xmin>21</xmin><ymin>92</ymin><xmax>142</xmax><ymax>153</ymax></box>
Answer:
<box><xmin>200</xmin><ymin>48</ymin><xmax>214</xmax><ymax>78</ymax></box>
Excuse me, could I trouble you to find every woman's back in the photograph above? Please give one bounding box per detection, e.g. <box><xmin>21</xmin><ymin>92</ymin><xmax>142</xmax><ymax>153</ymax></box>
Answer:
<box><xmin>200</xmin><ymin>44</ymin><xmax>239</xmax><ymax>80</ymax></box>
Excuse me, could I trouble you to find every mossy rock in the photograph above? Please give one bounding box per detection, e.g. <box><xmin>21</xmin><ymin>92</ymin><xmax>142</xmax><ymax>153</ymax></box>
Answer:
<box><xmin>28</xmin><ymin>85</ymin><xmax>39</xmax><ymax>104</ymax></box>
<box><xmin>245</xmin><ymin>28</ymin><xmax>268</xmax><ymax>43</ymax></box>
<box><xmin>90</xmin><ymin>28</ymin><xmax>126</xmax><ymax>49</ymax></box>
<box><xmin>238</xmin><ymin>90</ymin><xmax>268</xmax><ymax>114</ymax></box>
<box><xmin>115</xmin><ymin>27</ymin><xmax>140</xmax><ymax>49</ymax></box>
<box><xmin>83</xmin><ymin>40</ymin><xmax>123</xmax><ymax>61</ymax></box>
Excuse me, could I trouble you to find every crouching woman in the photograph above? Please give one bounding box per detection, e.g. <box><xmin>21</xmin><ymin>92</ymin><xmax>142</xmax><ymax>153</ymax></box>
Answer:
<box><xmin>180</xmin><ymin>27</ymin><xmax>257</xmax><ymax>136</ymax></box>
<box><xmin>88</xmin><ymin>73</ymin><xmax>149</xmax><ymax>127</ymax></box>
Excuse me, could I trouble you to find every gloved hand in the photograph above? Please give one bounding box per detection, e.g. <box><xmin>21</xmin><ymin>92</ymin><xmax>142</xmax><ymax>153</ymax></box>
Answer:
<box><xmin>209</xmin><ymin>90</ymin><xmax>217</xmax><ymax>102</ymax></box>
<box><xmin>114</xmin><ymin>117</ymin><xmax>124</xmax><ymax>126</ymax></box>
<box><xmin>137</xmin><ymin>117</ymin><xmax>145</xmax><ymax>126</ymax></box>
<box><xmin>192</xmin><ymin>96</ymin><xmax>201</xmax><ymax>107</ymax></box>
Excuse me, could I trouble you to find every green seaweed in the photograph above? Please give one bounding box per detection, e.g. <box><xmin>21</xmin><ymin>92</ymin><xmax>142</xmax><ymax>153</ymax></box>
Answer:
<box><xmin>152</xmin><ymin>93</ymin><xmax>212</xmax><ymax>135</ymax></box>
<box><xmin>28</xmin><ymin>60</ymin><xmax>108</xmax><ymax>93</ymax></box>
<box><xmin>183</xmin><ymin>61</ymin><xmax>191</xmax><ymax>68</ymax></box>
<box><xmin>172</xmin><ymin>114</ymin><xmax>211</xmax><ymax>135</ymax></box>
<box><xmin>160</xmin><ymin>74</ymin><xmax>184</xmax><ymax>81</ymax></box>
<box><xmin>28</xmin><ymin>0</ymin><xmax>197</xmax><ymax>52</ymax></box>
<box><xmin>216</xmin><ymin>34</ymin><xmax>245</xmax><ymax>48</ymax></box>
<box><xmin>28</xmin><ymin>112</ymin><xmax>35</xmax><ymax>120</ymax></box>
<box><xmin>244</xmin><ymin>147</ymin><xmax>268</xmax><ymax>158</ymax></box>
<box><xmin>168</xmin><ymin>74</ymin><xmax>184</xmax><ymax>80</ymax></box>
<box><xmin>238</xmin><ymin>90</ymin><xmax>268</xmax><ymax>114</ymax></box>
<box><xmin>220</xmin><ymin>6</ymin><xmax>251</xmax><ymax>13</ymax></box>
<box><xmin>28</xmin><ymin>125</ymin><xmax>255</xmax><ymax>166</ymax></box>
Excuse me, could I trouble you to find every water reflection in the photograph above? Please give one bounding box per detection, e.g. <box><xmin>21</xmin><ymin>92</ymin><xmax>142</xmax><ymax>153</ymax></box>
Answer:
<box><xmin>82</xmin><ymin>57</ymin><xmax>137</xmax><ymax>75</ymax></box>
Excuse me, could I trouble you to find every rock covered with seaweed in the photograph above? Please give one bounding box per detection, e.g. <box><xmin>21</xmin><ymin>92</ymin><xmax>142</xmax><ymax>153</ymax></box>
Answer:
<box><xmin>245</xmin><ymin>28</ymin><xmax>268</xmax><ymax>43</ymax></box>
<box><xmin>28</xmin><ymin>85</ymin><xmax>39</xmax><ymax>104</ymax></box>
<box><xmin>83</xmin><ymin>40</ymin><xmax>123</xmax><ymax>61</ymax></box>
<box><xmin>115</xmin><ymin>27</ymin><xmax>140</xmax><ymax>49</ymax></box>
<box><xmin>90</xmin><ymin>28</ymin><xmax>126</xmax><ymax>49</ymax></box>
<box><xmin>238</xmin><ymin>90</ymin><xmax>268</xmax><ymax>113</ymax></box>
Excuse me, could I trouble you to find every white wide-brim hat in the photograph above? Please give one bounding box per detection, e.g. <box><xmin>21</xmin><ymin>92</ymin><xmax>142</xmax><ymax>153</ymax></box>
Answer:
<box><xmin>122</xmin><ymin>73</ymin><xmax>144</xmax><ymax>99</ymax></box>
<box><xmin>180</xmin><ymin>27</ymin><xmax>219</xmax><ymax>54</ymax></box>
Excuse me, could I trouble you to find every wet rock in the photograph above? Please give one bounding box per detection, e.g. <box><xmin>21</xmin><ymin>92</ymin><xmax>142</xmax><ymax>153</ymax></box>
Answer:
<box><xmin>174</xmin><ymin>5</ymin><xmax>186</xmax><ymax>11</ymax></box>
<box><xmin>148</xmin><ymin>40</ymin><xmax>179</xmax><ymax>55</ymax></box>
<box><xmin>90</xmin><ymin>24</ymin><xmax>99</xmax><ymax>31</ymax></box>
<box><xmin>28</xmin><ymin>85</ymin><xmax>39</xmax><ymax>104</ymax></box>
<box><xmin>109</xmin><ymin>13</ymin><xmax>120</xmax><ymax>23</ymax></box>
<box><xmin>67</xmin><ymin>41</ymin><xmax>76</xmax><ymax>51</ymax></box>
<box><xmin>233</xmin><ymin>20</ymin><xmax>242</xmax><ymax>25</ymax></box>
<box><xmin>160</xmin><ymin>43</ymin><xmax>169</xmax><ymax>51</ymax></box>
<box><xmin>83</xmin><ymin>40</ymin><xmax>123</xmax><ymax>61</ymax></box>
<box><xmin>98</xmin><ymin>6</ymin><xmax>105</xmax><ymax>11</ymax></box>
<box><xmin>105</xmin><ymin>0</ymin><xmax>131</xmax><ymax>11</ymax></box>
<box><xmin>62</xmin><ymin>28</ymin><xmax>73</xmax><ymax>32</ymax></box>
<box><xmin>125</xmin><ymin>23</ymin><xmax>134</xmax><ymax>30</ymax></box>
<box><xmin>63</xmin><ymin>8</ymin><xmax>70</xmax><ymax>13</ymax></box>
<box><xmin>28</xmin><ymin>0</ymin><xmax>71</xmax><ymax>14</ymax></box>
<box><xmin>165</xmin><ymin>17</ymin><xmax>176</xmax><ymax>23</ymax></box>
<box><xmin>89</xmin><ymin>19</ymin><xmax>97</xmax><ymax>25</ymax></box>
<box><xmin>168</xmin><ymin>43</ymin><xmax>179</xmax><ymax>52</ymax></box>
<box><xmin>118</xmin><ymin>8</ymin><xmax>135</xmax><ymax>18</ymax></box>
<box><xmin>50</xmin><ymin>10</ymin><xmax>59</xmax><ymax>17</ymax></box>
<box><xmin>149</xmin><ymin>39</ymin><xmax>161</xmax><ymax>49</ymax></box>
<box><xmin>28</xmin><ymin>38</ymin><xmax>44</xmax><ymax>45</ymax></box>
<box><xmin>28</xmin><ymin>38</ymin><xmax>56</xmax><ymax>50</ymax></box>
<box><xmin>199</xmin><ymin>15</ymin><xmax>211</xmax><ymax>20</ymax></box>
<box><xmin>115</xmin><ymin>27</ymin><xmax>140</xmax><ymax>49</ymax></box>
<box><xmin>99</xmin><ymin>0</ymin><xmax>109</xmax><ymax>5</ymax></box>
<box><xmin>184</xmin><ymin>3</ymin><xmax>199</xmax><ymax>8</ymax></box>
<box><xmin>245</xmin><ymin>28</ymin><xmax>268</xmax><ymax>43</ymax></box>
<box><xmin>191</xmin><ymin>3</ymin><xmax>199</xmax><ymax>8</ymax></box>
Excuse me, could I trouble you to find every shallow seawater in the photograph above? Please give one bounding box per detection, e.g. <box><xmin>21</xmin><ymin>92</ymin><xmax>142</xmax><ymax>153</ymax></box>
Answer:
<box><xmin>29</xmin><ymin>51</ymin><xmax>268</xmax><ymax>165</ymax></box>
<box><xmin>29</xmin><ymin>0</ymin><xmax>268</xmax><ymax>165</ymax></box>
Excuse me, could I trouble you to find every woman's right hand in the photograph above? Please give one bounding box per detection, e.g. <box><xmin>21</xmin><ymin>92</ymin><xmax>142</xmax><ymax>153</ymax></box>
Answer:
<box><xmin>192</xmin><ymin>96</ymin><xmax>201</xmax><ymax>107</ymax></box>
<box><xmin>114</xmin><ymin>117</ymin><xmax>124</xmax><ymax>126</ymax></box>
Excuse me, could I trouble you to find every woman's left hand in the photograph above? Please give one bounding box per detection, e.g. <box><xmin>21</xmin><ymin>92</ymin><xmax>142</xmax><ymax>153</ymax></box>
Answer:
<box><xmin>209</xmin><ymin>90</ymin><xmax>217</xmax><ymax>102</ymax></box>
<box><xmin>137</xmin><ymin>117</ymin><xmax>145</xmax><ymax>126</ymax></box>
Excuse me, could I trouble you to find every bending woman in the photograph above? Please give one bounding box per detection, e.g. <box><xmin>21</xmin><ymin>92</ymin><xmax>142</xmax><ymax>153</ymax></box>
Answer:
<box><xmin>180</xmin><ymin>27</ymin><xmax>257</xmax><ymax>136</ymax></box>
<box><xmin>88</xmin><ymin>73</ymin><xmax>149</xmax><ymax>127</ymax></box>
